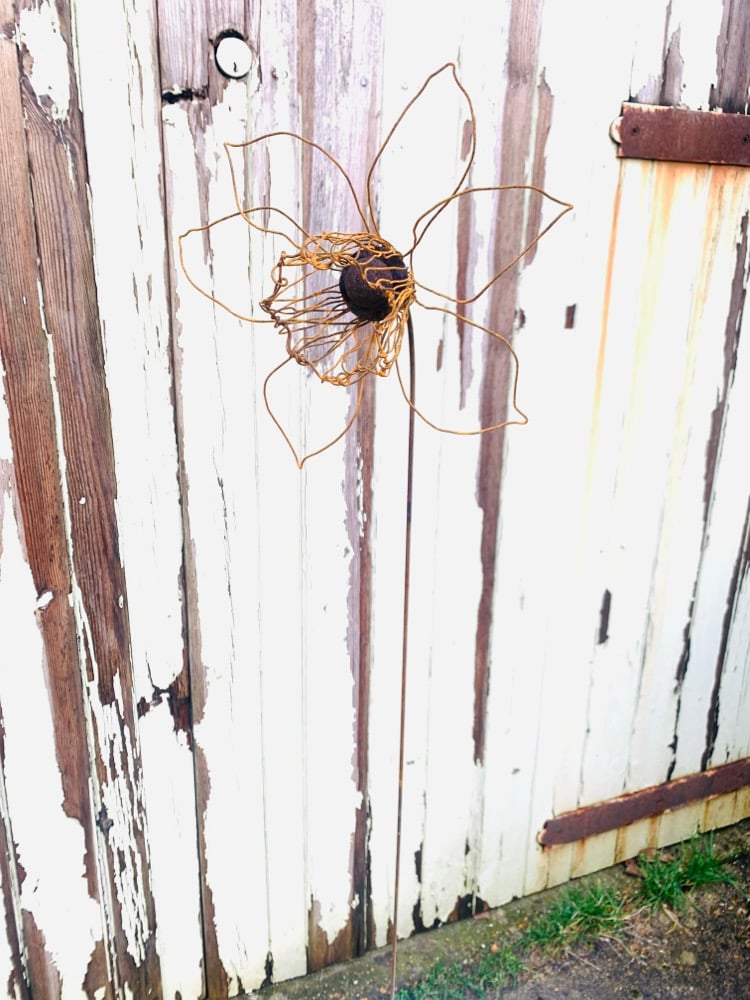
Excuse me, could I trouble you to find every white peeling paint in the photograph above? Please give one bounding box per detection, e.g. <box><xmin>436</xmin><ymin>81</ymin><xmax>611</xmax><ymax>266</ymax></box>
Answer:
<box><xmin>74</xmin><ymin>608</ymin><xmax>151</xmax><ymax>968</ymax></box>
<box><xmin>18</xmin><ymin>3</ymin><xmax>70</xmax><ymax>122</ymax></box>
<box><xmin>167</xmin><ymin>97</ymin><xmax>273</xmax><ymax>992</ymax></box>
<box><xmin>137</xmin><ymin>707</ymin><xmax>203</xmax><ymax>993</ymax></box>
<box><xmin>71</xmin><ymin>0</ymin><xmax>204</xmax><ymax>990</ymax></box>
<box><xmin>0</xmin><ymin>469</ymin><xmax>103</xmax><ymax>997</ymax></box>
<box><xmin>71</xmin><ymin>0</ymin><xmax>186</xmax><ymax>693</ymax></box>
<box><xmin>0</xmin><ymin>386</ymin><xmax>29</xmax><ymax>998</ymax></box>
<box><xmin>35</xmin><ymin>271</ymin><xmax>148</xmax><ymax>986</ymax></box>
<box><xmin>665</xmin><ymin>0</ymin><xmax>725</xmax><ymax>108</ymax></box>
<box><xmin>3</xmin><ymin>1</ymin><xmax>750</xmax><ymax>993</ymax></box>
<box><xmin>34</xmin><ymin>589</ymin><xmax>53</xmax><ymax>611</ymax></box>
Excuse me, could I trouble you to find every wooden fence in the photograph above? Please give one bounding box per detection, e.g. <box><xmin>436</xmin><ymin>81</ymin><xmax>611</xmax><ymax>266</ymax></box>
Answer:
<box><xmin>0</xmin><ymin>0</ymin><xmax>748</xmax><ymax>996</ymax></box>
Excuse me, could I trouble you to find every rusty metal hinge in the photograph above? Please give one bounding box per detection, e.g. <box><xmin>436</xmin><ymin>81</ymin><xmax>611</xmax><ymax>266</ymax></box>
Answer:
<box><xmin>610</xmin><ymin>103</ymin><xmax>750</xmax><ymax>166</ymax></box>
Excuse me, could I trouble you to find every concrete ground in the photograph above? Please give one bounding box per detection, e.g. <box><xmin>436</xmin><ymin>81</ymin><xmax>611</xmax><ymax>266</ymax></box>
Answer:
<box><xmin>263</xmin><ymin>819</ymin><xmax>750</xmax><ymax>1000</ymax></box>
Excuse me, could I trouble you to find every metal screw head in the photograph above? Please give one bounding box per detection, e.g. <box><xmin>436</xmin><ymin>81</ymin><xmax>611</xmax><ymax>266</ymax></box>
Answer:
<box><xmin>214</xmin><ymin>33</ymin><xmax>252</xmax><ymax>79</ymax></box>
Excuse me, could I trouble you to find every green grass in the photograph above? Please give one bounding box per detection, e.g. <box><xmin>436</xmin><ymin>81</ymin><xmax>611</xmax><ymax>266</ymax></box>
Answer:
<box><xmin>474</xmin><ymin>945</ymin><xmax>525</xmax><ymax>992</ymax></box>
<box><xmin>636</xmin><ymin>832</ymin><xmax>738</xmax><ymax>911</ymax></box>
<box><xmin>394</xmin><ymin>945</ymin><xmax>522</xmax><ymax>999</ymax></box>
<box><xmin>393</xmin><ymin>957</ymin><xmax>475</xmax><ymax>999</ymax></box>
<box><xmin>520</xmin><ymin>881</ymin><xmax>626</xmax><ymax>950</ymax></box>
<box><xmin>394</xmin><ymin>832</ymin><xmax>739</xmax><ymax>1000</ymax></box>
<box><xmin>395</xmin><ymin>880</ymin><xmax>622</xmax><ymax>999</ymax></box>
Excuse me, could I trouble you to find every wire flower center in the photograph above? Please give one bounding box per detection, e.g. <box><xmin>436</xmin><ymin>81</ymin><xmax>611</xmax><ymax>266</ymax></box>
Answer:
<box><xmin>339</xmin><ymin>248</ymin><xmax>410</xmax><ymax>322</ymax></box>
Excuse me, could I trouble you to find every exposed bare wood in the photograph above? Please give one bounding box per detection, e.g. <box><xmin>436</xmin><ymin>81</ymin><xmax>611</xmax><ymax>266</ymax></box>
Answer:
<box><xmin>0</xmin><ymin>4</ymin><xmax>109</xmax><ymax>992</ymax></box>
<box><xmin>474</xmin><ymin>0</ymin><xmax>545</xmax><ymax>766</ymax></box>
<box><xmin>0</xmin><ymin>656</ymin><xmax>28</xmax><ymax>998</ymax></box>
<box><xmin>711</xmin><ymin>0</ymin><xmax>750</xmax><ymax>112</ymax></box>
<box><xmin>69</xmin><ymin>0</ymin><xmax>205</xmax><ymax>990</ymax></box>
<box><xmin>156</xmin><ymin>0</ymin><xmax>246</xmax><ymax>95</ymax></box>
<box><xmin>2</xmin><ymin>0</ymin><xmax>159</xmax><ymax>993</ymax></box>
<box><xmin>1</xmin><ymin>1</ymin><xmax>749</xmax><ymax>996</ymax></box>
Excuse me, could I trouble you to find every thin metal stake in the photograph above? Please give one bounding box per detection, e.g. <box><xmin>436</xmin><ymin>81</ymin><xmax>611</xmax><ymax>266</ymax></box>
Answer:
<box><xmin>389</xmin><ymin>311</ymin><xmax>416</xmax><ymax>1000</ymax></box>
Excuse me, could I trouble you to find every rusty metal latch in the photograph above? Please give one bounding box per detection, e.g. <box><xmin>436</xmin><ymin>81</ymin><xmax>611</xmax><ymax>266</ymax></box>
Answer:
<box><xmin>610</xmin><ymin>103</ymin><xmax>750</xmax><ymax>166</ymax></box>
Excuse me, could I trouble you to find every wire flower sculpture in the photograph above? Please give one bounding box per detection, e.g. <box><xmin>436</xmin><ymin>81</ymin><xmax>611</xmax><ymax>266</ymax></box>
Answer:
<box><xmin>178</xmin><ymin>61</ymin><xmax>573</xmax><ymax>1000</ymax></box>
<box><xmin>178</xmin><ymin>63</ymin><xmax>573</xmax><ymax>468</ymax></box>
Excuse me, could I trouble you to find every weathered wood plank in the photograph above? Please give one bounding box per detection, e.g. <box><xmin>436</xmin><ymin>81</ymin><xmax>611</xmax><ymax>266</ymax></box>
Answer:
<box><xmin>372</xmin><ymin>30</ymin><xmax>477</xmax><ymax>942</ymax></box>
<box><xmin>0</xmin><ymin>401</ymin><xmax>35</xmax><ymax>1000</ymax></box>
<box><xmin>163</xmin><ymin>2</ymin><xmax>392</xmax><ymax>989</ymax></box>
<box><xmin>0</xmin><ymin>4</ymin><xmax>112</xmax><ymax>992</ymax></box>
<box><xmin>369</xmin><ymin>0</ymin><xmax>561</xmax><ymax>938</ymax></box>
<box><xmin>471</xmin><ymin>0</ymin><xmax>628</xmax><ymax>904</ymax></box>
<box><xmin>0</xmin><ymin>461</ymin><xmax>108</xmax><ymax>1000</ymax></box>
<box><xmin>628</xmin><ymin>0</ymin><xmax>721</xmax><ymax>106</ymax></box>
<box><xmin>673</xmin><ymin>196</ymin><xmax>750</xmax><ymax>775</ymax></box>
<box><xmin>8</xmin><ymin>0</ymin><xmax>160</xmax><ymax>993</ymax></box>
<box><xmin>165</xmin><ymin>93</ymin><xmax>270</xmax><ymax>997</ymax></box>
<box><xmin>293</xmin><ymin>3</ymin><xmax>387</xmax><ymax>972</ymax></box>
<box><xmin>69</xmin><ymin>0</ymin><xmax>205</xmax><ymax>994</ymax></box>
<box><xmin>711</xmin><ymin>0</ymin><xmax>750</xmax><ymax>112</ymax></box>
<box><xmin>1</xmin><ymin>1</ymin><xmax>749</xmax><ymax>994</ymax></box>
<box><xmin>162</xmin><ymin>14</ymin><xmax>309</xmax><ymax>991</ymax></box>
<box><xmin>156</xmin><ymin>0</ymin><xmax>245</xmax><ymax>95</ymax></box>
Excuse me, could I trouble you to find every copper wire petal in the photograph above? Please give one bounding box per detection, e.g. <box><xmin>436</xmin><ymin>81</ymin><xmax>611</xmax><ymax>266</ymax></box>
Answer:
<box><xmin>366</xmin><ymin>63</ymin><xmax>476</xmax><ymax>253</ymax></box>
<box><xmin>410</xmin><ymin>184</ymin><xmax>574</xmax><ymax>304</ymax></box>
<box><xmin>263</xmin><ymin>355</ymin><xmax>367</xmax><ymax>469</ymax></box>
<box><xmin>224</xmin><ymin>131</ymin><xmax>370</xmax><ymax>243</ymax></box>
<box><xmin>394</xmin><ymin>302</ymin><xmax>528</xmax><ymax>437</ymax></box>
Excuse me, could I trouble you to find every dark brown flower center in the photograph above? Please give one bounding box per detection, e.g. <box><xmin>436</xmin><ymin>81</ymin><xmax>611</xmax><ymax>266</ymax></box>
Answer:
<box><xmin>339</xmin><ymin>250</ymin><xmax>408</xmax><ymax>322</ymax></box>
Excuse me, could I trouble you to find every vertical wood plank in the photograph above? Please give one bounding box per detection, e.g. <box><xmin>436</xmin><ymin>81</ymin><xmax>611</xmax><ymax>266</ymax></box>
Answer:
<box><xmin>293</xmin><ymin>1</ymin><xmax>385</xmax><ymax>973</ymax></box>
<box><xmin>163</xmin><ymin>0</ymin><xmax>390</xmax><ymax>987</ymax></box>
<box><xmin>69</xmin><ymin>0</ymin><xmax>205</xmax><ymax>994</ymax></box>
<box><xmin>5</xmin><ymin>0</ymin><xmax>160</xmax><ymax>993</ymax></box>
<box><xmin>165</xmin><ymin>92</ymin><xmax>270</xmax><ymax>998</ymax></box>
<box><xmin>159</xmin><ymin>1</ymin><xmax>270</xmax><ymax>993</ymax></box>
<box><xmin>162</xmin><ymin>6</ymin><xmax>314</xmax><ymax>990</ymax></box>
<box><xmin>0</xmin><ymin>387</ymin><xmax>35</xmax><ymax>1000</ymax></box>
<box><xmin>473</xmin><ymin>0</ymin><xmax>623</xmax><ymax>906</ymax></box>
<box><xmin>372</xmin><ymin>8</ymin><xmax>482</xmax><ymax>941</ymax></box>
<box><xmin>0</xmin><ymin>4</ymin><xmax>111</xmax><ymax>992</ymax></box>
<box><xmin>0</xmin><ymin>464</ymin><xmax>106</xmax><ymax>999</ymax></box>
<box><xmin>673</xmin><ymin>198</ymin><xmax>750</xmax><ymax>775</ymax></box>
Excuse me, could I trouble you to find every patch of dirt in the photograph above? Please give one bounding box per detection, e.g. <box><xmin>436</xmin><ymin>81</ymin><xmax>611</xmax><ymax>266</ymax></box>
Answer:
<box><xmin>494</xmin><ymin>868</ymin><xmax>750</xmax><ymax>999</ymax></box>
<box><xmin>264</xmin><ymin>819</ymin><xmax>750</xmax><ymax>1000</ymax></box>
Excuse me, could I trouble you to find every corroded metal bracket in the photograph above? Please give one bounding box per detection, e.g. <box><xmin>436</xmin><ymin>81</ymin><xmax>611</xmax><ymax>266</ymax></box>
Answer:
<box><xmin>538</xmin><ymin>757</ymin><xmax>750</xmax><ymax>847</ymax></box>
<box><xmin>610</xmin><ymin>103</ymin><xmax>750</xmax><ymax>166</ymax></box>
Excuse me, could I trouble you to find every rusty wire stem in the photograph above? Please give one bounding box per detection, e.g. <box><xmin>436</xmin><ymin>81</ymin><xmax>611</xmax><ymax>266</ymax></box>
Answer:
<box><xmin>389</xmin><ymin>310</ymin><xmax>415</xmax><ymax>1000</ymax></box>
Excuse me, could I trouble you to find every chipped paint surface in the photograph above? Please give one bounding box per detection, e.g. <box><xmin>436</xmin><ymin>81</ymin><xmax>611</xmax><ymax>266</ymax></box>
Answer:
<box><xmin>167</xmin><ymin>94</ymin><xmax>273</xmax><ymax>993</ymax></box>
<box><xmin>18</xmin><ymin>3</ymin><xmax>70</xmax><ymax>121</ymax></box>
<box><xmin>0</xmin><ymin>398</ymin><xmax>103</xmax><ymax>996</ymax></box>
<box><xmin>0</xmin><ymin>0</ymin><xmax>749</xmax><ymax>995</ymax></box>
<box><xmin>70</xmin><ymin>0</ymin><xmax>205</xmax><ymax>991</ymax></box>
